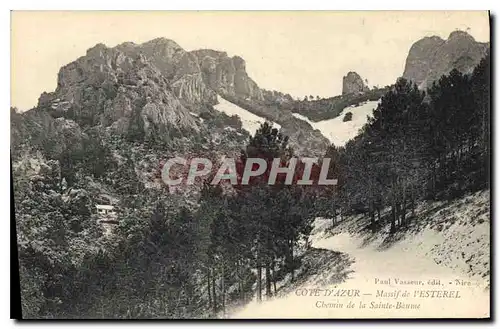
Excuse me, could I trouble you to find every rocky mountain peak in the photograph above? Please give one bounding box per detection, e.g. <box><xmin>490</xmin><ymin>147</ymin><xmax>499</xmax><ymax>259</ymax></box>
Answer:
<box><xmin>342</xmin><ymin>71</ymin><xmax>370</xmax><ymax>95</ymax></box>
<box><xmin>448</xmin><ymin>30</ymin><xmax>476</xmax><ymax>42</ymax></box>
<box><xmin>26</xmin><ymin>37</ymin><xmax>329</xmax><ymax>157</ymax></box>
<box><xmin>86</xmin><ymin>43</ymin><xmax>108</xmax><ymax>56</ymax></box>
<box><xmin>402</xmin><ymin>30</ymin><xmax>489</xmax><ymax>89</ymax></box>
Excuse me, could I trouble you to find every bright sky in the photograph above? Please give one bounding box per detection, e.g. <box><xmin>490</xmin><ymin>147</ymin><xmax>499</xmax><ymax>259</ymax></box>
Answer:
<box><xmin>11</xmin><ymin>11</ymin><xmax>490</xmax><ymax>111</ymax></box>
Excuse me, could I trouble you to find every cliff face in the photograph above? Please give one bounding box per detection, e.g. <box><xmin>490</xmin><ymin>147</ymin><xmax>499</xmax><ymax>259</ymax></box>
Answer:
<box><xmin>35</xmin><ymin>38</ymin><xmax>291</xmax><ymax>144</ymax></box>
<box><xmin>342</xmin><ymin>72</ymin><xmax>370</xmax><ymax>95</ymax></box>
<box><xmin>191</xmin><ymin>50</ymin><xmax>264</xmax><ymax>101</ymax></box>
<box><xmin>402</xmin><ymin>31</ymin><xmax>489</xmax><ymax>89</ymax></box>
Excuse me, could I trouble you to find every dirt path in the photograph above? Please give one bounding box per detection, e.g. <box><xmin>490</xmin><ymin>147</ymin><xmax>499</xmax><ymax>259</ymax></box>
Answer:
<box><xmin>231</xmin><ymin>218</ymin><xmax>489</xmax><ymax>319</ymax></box>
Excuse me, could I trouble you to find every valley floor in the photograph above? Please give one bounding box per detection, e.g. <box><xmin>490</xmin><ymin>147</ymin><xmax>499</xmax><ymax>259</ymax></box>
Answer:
<box><xmin>230</xmin><ymin>190</ymin><xmax>490</xmax><ymax>319</ymax></box>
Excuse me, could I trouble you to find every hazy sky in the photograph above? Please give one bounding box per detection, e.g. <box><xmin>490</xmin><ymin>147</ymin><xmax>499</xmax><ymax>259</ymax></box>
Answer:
<box><xmin>11</xmin><ymin>11</ymin><xmax>490</xmax><ymax>110</ymax></box>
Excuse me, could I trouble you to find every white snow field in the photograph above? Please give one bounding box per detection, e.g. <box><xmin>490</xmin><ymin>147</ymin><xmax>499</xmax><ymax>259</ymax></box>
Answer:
<box><xmin>292</xmin><ymin>100</ymin><xmax>379</xmax><ymax>147</ymax></box>
<box><xmin>213</xmin><ymin>95</ymin><xmax>281</xmax><ymax>135</ymax></box>
<box><xmin>231</xmin><ymin>190</ymin><xmax>490</xmax><ymax>319</ymax></box>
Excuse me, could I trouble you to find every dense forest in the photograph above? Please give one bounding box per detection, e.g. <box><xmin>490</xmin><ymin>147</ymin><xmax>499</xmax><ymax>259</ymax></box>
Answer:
<box><xmin>13</xmin><ymin>50</ymin><xmax>489</xmax><ymax>318</ymax></box>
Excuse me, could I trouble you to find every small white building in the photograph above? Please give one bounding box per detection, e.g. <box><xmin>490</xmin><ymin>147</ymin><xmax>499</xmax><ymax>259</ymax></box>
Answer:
<box><xmin>96</xmin><ymin>204</ymin><xmax>118</xmax><ymax>236</ymax></box>
<box><xmin>96</xmin><ymin>204</ymin><xmax>117</xmax><ymax>217</ymax></box>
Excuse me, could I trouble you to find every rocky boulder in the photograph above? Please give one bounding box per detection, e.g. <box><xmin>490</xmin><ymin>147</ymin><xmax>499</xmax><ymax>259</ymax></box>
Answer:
<box><xmin>41</xmin><ymin>41</ymin><xmax>205</xmax><ymax>142</ymax></box>
<box><xmin>343</xmin><ymin>112</ymin><xmax>353</xmax><ymax>122</ymax></box>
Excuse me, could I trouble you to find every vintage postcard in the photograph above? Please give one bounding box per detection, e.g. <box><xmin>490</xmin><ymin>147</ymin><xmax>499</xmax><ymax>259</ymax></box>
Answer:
<box><xmin>10</xmin><ymin>11</ymin><xmax>491</xmax><ymax>319</ymax></box>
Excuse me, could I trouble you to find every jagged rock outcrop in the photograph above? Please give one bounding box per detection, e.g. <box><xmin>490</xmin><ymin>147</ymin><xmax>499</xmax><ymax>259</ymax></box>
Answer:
<box><xmin>191</xmin><ymin>50</ymin><xmax>264</xmax><ymax>101</ymax></box>
<box><xmin>402</xmin><ymin>30</ymin><xmax>489</xmax><ymax>89</ymax></box>
<box><xmin>342</xmin><ymin>72</ymin><xmax>370</xmax><ymax>95</ymax></box>
<box><xmin>19</xmin><ymin>37</ymin><xmax>330</xmax><ymax>158</ymax></box>
<box><xmin>40</xmin><ymin>40</ymin><xmax>203</xmax><ymax>143</ymax></box>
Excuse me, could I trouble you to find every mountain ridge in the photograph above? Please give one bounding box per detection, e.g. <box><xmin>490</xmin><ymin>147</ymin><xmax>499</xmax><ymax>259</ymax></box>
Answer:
<box><xmin>25</xmin><ymin>38</ymin><xmax>329</xmax><ymax>157</ymax></box>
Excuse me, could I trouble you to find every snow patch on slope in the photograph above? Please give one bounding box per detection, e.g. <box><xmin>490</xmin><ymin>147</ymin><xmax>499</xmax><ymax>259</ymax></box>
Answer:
<box><xmin>292</xmin><ymin>100</ymin><xmax>379</xmax><ymax>147</ymax></box>
<box><xmin>214</xmin><ymin>95</ymin><xmax>281</xmax><ymax>135</ymax></box>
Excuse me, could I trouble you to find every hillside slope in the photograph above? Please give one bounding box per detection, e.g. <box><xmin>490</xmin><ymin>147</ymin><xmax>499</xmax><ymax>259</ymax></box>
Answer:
<box><xmin>231</xmin><ymin>190</ymin><xmax>490</xmax><ymax>318</ymax></box>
